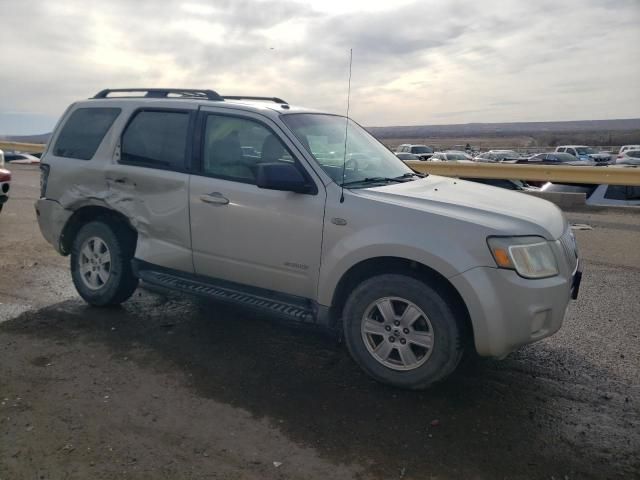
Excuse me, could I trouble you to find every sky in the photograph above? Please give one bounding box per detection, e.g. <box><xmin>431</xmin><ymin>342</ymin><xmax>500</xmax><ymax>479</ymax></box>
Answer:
<box><xmin>1</xmin><ymin>0</ymin><xmax>639</xmax><ymax>135</ymax></box>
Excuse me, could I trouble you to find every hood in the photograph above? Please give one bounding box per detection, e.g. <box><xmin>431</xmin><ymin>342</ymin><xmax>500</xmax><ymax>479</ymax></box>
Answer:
<box><xmin>353</xmin><ymin>176</ymin><xmax>566</xmax><ymax>240</ymax></box>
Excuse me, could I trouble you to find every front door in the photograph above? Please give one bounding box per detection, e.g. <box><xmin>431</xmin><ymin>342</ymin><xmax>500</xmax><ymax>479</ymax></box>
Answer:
<box><xmin>188</xmin><ymin>108</ymin><xmax>326</xmax><ymax>299</ymax></box>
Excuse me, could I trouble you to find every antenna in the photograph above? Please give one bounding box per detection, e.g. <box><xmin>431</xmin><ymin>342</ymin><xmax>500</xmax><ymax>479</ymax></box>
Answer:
<box><xmin>339</xmin><ymin>48</ymin><xmax>353</xmax><ymax>204</ymax></box>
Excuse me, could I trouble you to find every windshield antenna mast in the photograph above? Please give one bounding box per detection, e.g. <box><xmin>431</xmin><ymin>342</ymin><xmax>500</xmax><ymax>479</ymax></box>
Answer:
<box><xmin>339</xmin><ymin>48</ymin><xmax>353</xmax><ymax>204</ymax></box>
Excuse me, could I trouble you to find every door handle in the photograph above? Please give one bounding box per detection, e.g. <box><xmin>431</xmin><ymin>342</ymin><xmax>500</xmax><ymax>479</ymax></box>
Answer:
<box><xmin>200</xmin><ymin>192</ymin><xmax>229</xmax><ymax>205</ymax></box>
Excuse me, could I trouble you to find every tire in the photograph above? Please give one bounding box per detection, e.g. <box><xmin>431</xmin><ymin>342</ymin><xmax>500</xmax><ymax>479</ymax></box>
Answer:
<box><xmin>342</xmin><ymin>273</ymin><xmax>465</xmax><ymax>390</ymax></box>
<box><xmin>70</xmin><ymin>220</ymin><xmax>138</xmax><ymax>306</ymax></box>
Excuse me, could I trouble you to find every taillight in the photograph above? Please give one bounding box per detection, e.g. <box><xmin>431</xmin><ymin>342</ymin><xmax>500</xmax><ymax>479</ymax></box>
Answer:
<box><xmin>40</xmin><ymin>164</ymin><xmax>50</xmax><ymax>198</ymax></box>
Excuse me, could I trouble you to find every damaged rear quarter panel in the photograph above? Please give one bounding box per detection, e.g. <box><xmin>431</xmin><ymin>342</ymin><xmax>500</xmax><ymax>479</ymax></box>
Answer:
<box><xmin>44</xmin><ymin>101</ymin><xmax>195</xmax><ymax>273</ymax></box>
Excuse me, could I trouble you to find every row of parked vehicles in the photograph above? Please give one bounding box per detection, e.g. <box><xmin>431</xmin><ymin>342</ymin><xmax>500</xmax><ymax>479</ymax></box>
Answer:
<box><xmin>394</xmin><ymin>144</ymin><xmax>640</xmax><ymax>206</ymax></box>
<box><xmin>395</xmin><ymin>144</ymin><xmax>640</xmax><ymax>166</ymax></box>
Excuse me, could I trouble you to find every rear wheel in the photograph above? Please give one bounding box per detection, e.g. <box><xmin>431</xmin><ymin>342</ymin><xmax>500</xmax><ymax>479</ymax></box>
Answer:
<box><xmin>342</xmin><ymin>274</ymin><xmax>464</xmax><ymax>389</ymax></box>
<box><xmin>70</xmin><ymin>220</ymin><xmax>138</xmax><ymax>306</ymax></box>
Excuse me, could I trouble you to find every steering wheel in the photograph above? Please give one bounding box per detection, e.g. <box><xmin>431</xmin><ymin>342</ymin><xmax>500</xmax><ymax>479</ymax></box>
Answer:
<box><xmin>344</xmin><ymin>157</ymin><xmax>360</xmax><ymax>174</ymax></box>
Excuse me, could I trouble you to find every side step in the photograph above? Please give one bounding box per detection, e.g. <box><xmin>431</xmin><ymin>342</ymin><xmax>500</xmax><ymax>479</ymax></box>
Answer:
<box><xmin>135</xmin><ymin>265</ymin><xmax>317</xmax><ymax>324</ymax></box>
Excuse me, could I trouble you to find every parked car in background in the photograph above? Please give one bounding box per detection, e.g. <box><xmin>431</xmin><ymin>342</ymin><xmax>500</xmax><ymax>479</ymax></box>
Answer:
<box><xmin>474</xmin><ymin>150</ymin><xmax>521</xmax><ymax>163</ymax></box>
<box><xmin>0</xmin><ymin>150</ymin><xmax>10</xmax><ymax>213</ymax></box>
<box><xmin>4</xmin><ymin>151</ymin><xmax>41</xmax><ymax>164</ymax></box>
<box><xmin>618</xmin><ymin>145</ymin><xmax>640</xmax><ymax>156</ymax></box>
<box><xmin>430</xmin><ymin>151</ymin><xmax>473</xmax><ymax>162</ymax></box>
<box><xmin>396</xmin><ymin>144</ymin><xmax>434</xmax><ymax>160</ymax></box>
<box><xmin>616</xmin><ymin>149</ymin><xmax>640</xmax><ymax>165</ymax></box>
<box><xmin>521</xmin><ymin>152</ymin><xmax>595</xmax><ymax>166</ymax></box>
<box><xmin>555</xmin><ymin>145</ymin><xmax>610</xmax><ymax>164</ymax></box>
<box><xmin>395</xmin><ymin>152</ymin><xmax>420</xmax><ymax>161</ymax></box>
<box><xmin>541</xmin><ymin>181</ymin><xmax>640</xmax><ymax>206</ymax></box>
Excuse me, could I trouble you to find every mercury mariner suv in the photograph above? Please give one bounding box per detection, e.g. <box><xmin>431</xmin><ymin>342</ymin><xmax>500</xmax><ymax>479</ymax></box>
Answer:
<box><xmin>36</xmin><ymin>88</ymin><xmax>581</xmax><ymax>389</ymax></box>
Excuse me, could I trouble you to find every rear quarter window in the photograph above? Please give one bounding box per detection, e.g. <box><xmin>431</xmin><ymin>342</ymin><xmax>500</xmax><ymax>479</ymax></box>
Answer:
<box><xmin>53</xmin><ymin>108</ymin><xmax>121</xmax><ymax>160</ymax></box>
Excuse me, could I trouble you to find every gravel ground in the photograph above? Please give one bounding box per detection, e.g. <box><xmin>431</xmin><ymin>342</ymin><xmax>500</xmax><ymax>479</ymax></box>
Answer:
<box><xmin>1</xmin><ymin>165</ymin><xmax>639</xmax><ymax>480</ymax></box>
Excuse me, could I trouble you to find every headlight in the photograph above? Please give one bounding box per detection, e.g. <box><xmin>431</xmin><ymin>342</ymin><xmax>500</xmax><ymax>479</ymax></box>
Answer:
<box><xmin>487</xmin><ymin>236</ymin><xmax>559</xmax><ymax>279</ymax></box>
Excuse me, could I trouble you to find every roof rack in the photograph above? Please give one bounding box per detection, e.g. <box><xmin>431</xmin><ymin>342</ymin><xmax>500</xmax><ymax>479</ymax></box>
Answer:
<box><xmin>93</xmin><ymin>88</ymin><xmax>224</xmax><ymax>101</ymax></box>
<box><xmin>223</xmin><ymin>96</ymin><xmax>288</xmax><ymax>105</ymax></box>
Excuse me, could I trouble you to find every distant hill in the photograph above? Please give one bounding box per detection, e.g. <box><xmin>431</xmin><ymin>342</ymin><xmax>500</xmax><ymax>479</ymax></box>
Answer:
<box><xmin>1</xmin><ymin>118</ymin><xmax>639</xmax><ymax>149</ymax></box>
<box><xmin>367</xmin><ymin>118</ymin><xmax>640</xmax><ymax>139</ymax></box>
<box><xmin>0</xmin><ymin>133</ymin><xmax>51</xmax><ymax>144</ymax></box>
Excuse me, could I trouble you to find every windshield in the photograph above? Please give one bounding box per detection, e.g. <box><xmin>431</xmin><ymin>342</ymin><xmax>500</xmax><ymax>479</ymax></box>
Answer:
<box><xmin>410</xmin><ymin>146</ymin><xmax>433</xmax><ymax>154</ymax></box>
<box><xmin>576</xmin><ymin>147</ymin><xmax>597</xmax><ymax>155</ymax></box>
<box><xmin>555</xmin><ymin>152</ymin><xmax>581</xmax><ymax>162</ymax></box>
<box><xmin>282</xmin><ymin>114</ymin><xmax>414</xmax><ymax>186</ymax></box>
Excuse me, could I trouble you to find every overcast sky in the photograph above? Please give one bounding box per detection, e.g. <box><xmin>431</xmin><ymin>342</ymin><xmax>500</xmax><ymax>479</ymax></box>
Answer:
<box><xmin>1</xmin><ymin>0</ymin><xmax>639</xmax><ymax>134</ymax></box>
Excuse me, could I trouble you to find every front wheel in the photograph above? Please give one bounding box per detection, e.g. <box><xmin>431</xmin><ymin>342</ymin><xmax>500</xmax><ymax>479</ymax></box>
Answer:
<box><xmin>70</xmin><ymin>220</ymin><xmax>138</xmax><ymax>306</ymax></box>
<box><xmin>342</xmin><ymin>274</ymin><xmax>465</xmax><ymax>389</ymax></box>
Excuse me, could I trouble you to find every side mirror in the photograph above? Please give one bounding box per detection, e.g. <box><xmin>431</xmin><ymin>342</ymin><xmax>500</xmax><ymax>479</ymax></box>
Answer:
<box><xmin>256</xmin><ymin>163</ymin><xmax>313</xmax><ymax>194</ymax></box>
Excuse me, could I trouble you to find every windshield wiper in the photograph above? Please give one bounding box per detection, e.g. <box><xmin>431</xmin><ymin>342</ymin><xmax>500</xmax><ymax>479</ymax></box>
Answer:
<box><xmin>394</xmin><ymin>172</ymin><xmax>425</xmax><ymax>179</ymax></box>
<box><xmin>341</xmin><ymin>177</ymin><xmax>405</xmax><ymax>187</ymax></box>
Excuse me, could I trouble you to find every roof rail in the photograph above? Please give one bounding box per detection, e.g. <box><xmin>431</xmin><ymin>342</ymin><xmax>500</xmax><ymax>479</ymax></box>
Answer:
<box><xmin>93</xmin><ymin>88</ymin><xmax>224</xmax><ymax>101</ymax></box>
<box><xmin>223</xmin><ymin>96</ymin><xmax>288</xmax><ymax>105</ymax></box>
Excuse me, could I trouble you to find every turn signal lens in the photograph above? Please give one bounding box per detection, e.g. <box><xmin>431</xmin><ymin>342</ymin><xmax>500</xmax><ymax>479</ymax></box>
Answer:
<box><xmin>493</xmin><ymin>248</ymin><xmax>512</xmax><ymax>268</ymax></box>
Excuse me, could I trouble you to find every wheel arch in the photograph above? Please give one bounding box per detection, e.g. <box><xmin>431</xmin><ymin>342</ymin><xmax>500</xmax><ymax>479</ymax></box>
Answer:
<box><xmin>329</xmin><ymin>256</ymin><xmax>474</xmax><ymax>349</ymax></box>
<box><xmin>60</xmin><ymin>205</ymin><xmax>137</xmax><ymax>255</ymax></box>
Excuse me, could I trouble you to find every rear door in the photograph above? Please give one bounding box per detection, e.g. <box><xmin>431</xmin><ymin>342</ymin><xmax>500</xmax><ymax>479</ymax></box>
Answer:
<box><xmin>188</xmin><ymin>107</ymin><xmax>326</xmax><ymax>299</ymax></box>
<box><xmin>109</xmin><ymin>105</ymin><xmax>197</xmax><ymax>272</ymax></box>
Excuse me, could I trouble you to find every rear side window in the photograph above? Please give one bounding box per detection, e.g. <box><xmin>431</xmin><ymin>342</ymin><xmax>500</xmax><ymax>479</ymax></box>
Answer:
<box><xmin>628</xmin><ymin>151</ymin><xmax>640</xmax><ymax>158</ymax></box>
<box><xmin>121</xmin><ymin>110</ymin><xmax>190</xmax><ymax>170</ymax></box>
<box><xmin>54</xmin><ymin>108</ymin><xmax>121</xmax><ymax>160</ymax></box>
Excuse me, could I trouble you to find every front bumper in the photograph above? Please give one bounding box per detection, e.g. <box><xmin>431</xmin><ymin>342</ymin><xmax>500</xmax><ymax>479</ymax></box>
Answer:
<box><xmin>450</xmin><ymin>264</ymin><xmax>579</xmax><ymax>357</ymax></box>
<box><xmin>35</xmin><ymin>198</ymin><xmax>73</xmax><ymax>254</ymax></box>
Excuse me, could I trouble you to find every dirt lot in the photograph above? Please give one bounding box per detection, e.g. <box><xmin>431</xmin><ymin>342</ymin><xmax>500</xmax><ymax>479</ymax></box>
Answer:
<box><xmin>1</xmin><ymin>165</ymin><xmax>639</xmax><ymax>480</ymax></box>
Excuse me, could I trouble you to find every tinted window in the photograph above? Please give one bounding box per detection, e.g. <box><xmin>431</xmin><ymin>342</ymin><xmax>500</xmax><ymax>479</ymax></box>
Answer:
<box><xmin>628</xmin><ymin>151</ymin><xmax>640</xmax><ymax>158</ymax></box>
<box><xmin>202</xmin><ymin>114</ymin><xmax>293</xmax><ymax>183</ymax></box>
<box><xmin>604</xmin><ymin>185</ymin><xmax>628</xmax><ymax>200</ymax></box>
<box><xmin>557</xmin><ymin>148</ymin><xmax>565</xmax><ymax>152</ymax></box>
<box><xmin>54</xmin><ymin>108</ymin><xmax>120</xmax><ymax>160</ymax></box>
<box><xmin>410</xmin><ymin>146</ymin><xmax>433</xmax><ymax>154</ymax></box>
<box><xmin>121</xmin><ymin>110</ymin><xmax>189</xmax><ymax>170</ymax></box>
<box><xmin>604</xmin><ymin>186</ymin><xmax>640</xmax><ymax>200</ymax></box>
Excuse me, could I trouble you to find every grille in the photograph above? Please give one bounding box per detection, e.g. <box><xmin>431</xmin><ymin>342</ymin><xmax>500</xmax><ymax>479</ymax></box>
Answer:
<box><xmin>559</xmin><ymin>229</ymin><xmax>579</xmax><ymax>273</ymax></box>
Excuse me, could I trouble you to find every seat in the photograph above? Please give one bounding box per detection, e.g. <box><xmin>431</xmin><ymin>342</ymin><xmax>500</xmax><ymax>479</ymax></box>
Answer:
<box><xmin>206</xmin><ymin>132</ymin><xmax>254</xmax><ymax>180</ymax></box>
<box><xmin>260</xmin><ymin>135</ymin><xmax>285</xmax><ymax>163</ymax></box>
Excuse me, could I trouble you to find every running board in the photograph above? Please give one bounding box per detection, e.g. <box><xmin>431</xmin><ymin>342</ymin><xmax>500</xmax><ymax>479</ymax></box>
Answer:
<box><xmin>134</xmin><ymin>263</ymin><xmax>317</xmax><ymax>324</ymax></box>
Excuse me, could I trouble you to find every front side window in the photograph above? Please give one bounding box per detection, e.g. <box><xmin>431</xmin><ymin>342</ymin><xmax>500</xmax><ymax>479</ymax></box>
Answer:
<box><xmin>54</xmin><ymin>108</ymin><xmax>121</xmax><ymax>160</ymax></box>
<box><xmin>202</xmin><ymin>114</ymin><xmax>293</xmax><ymax>183</ymax></box>
<box><xmin>121</xmin><ymin>110</ymin><xmax>189</xmax><ymax>170</ymax></box>
<box><xmin>282</xmin><ymin>114</ymin><xmax>413</xmax><ymax>186</ymax></box>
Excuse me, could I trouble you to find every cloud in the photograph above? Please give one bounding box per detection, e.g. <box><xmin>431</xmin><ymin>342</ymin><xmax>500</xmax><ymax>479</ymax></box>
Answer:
<box><xmin>0</xmin><ymin>0</ymin><xmax>638</xmax><ymax>134</ymax></box>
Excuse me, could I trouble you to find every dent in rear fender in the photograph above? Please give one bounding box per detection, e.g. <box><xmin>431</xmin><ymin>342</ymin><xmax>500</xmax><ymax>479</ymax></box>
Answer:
<box><xmin>54</xmin><ymin>169</ymin><xmax>193</xmax><ymax>272</ymax></box>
